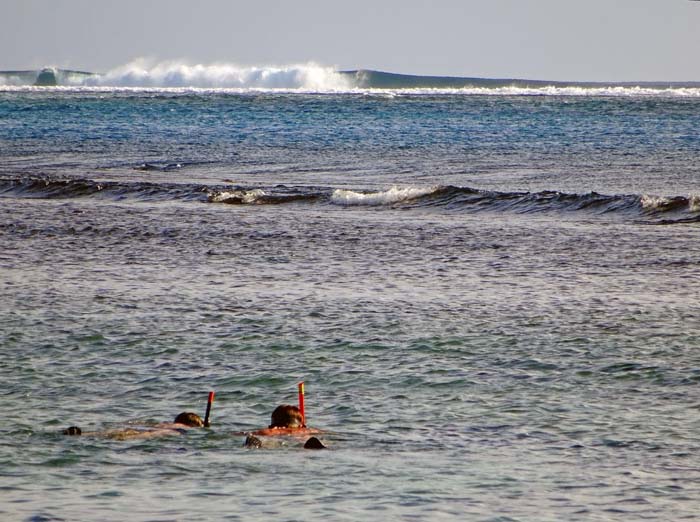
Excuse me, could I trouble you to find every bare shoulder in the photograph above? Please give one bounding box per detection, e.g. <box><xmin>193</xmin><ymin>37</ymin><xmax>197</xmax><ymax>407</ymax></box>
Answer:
<box><xmin>100</xmin><ymin>428</ymin><xmax>184</xmax><ymax>440</ymax></box>
<box><xmin>155</xmin><ymin>422</ymin><xmax>193</xmax><ymax>430</ymax></box>
<box><xmin>250</xmin><ymin>427</ymin><xmax>324</xmax><ymax>437</ymax></box>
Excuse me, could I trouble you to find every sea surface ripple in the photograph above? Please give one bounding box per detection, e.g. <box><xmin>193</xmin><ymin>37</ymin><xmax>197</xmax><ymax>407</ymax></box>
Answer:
<box><xmin>1</xmin><ymin>90</ymin><xmax>699</xmax><ymax>521</ymax></box>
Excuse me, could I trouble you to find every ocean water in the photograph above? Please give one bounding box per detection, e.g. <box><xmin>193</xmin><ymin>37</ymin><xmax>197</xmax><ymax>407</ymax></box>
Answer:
<box><xmin>1</xmin><ymin>71</ymin><xmax>700</xmax><ymax>521</ymax></box>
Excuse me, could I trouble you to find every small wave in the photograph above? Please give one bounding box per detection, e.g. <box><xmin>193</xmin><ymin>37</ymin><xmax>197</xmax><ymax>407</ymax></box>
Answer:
<box><xmin>207</xmin><ymin>188</ymin><xmax>320</xmax><ymax>205</ymax></box>
<box><xmin>640</xmin><ymin>194</ymin><xmax>695</xmax><ymax>213</ymax></box>
<box><xmin>3</xmin><ymin>177</ymin><xmax>700</xmax><ymax>223</ymax></box>
<box><xmin>208</xmin><ymin>189</ymin><xmax>267</xmax><ymax>204</ymax></box>
<box><xmin>0</xmin><ymin>177</ymin><xmax>319</xmax><ymax>206</ymax></box>
<box><xmin>0</xmin><ymin>177</ymin><xmax>209</xmax><ymax>202</ymax></box>
<box><xmin>331</xmin><ymin>186</ymin><xmax>441</xmax><ymax>206</ymax></box>
<box><xmin>639</xmin><ymin>193</ymin><xmax>700</xmax><ymax>224</ymax></box>
<box><xmin>134</xmin><ymin>162</ymin><xmax>183</xmax><ymax>172</ymax></box>
<box><xmin>689</xmin><ymin>195</ymin><xmax>700</xmax><ymax>213</ymax></box>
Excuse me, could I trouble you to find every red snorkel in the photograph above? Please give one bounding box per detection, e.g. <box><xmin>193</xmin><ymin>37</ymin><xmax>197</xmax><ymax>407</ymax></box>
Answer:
<box><xmin>298</xmin><ymin>382</ymin><xmax>306</xmax><ymax>427</ymax></box>
<box><xmin>204</xmin><ymin>391</ymin><xmax>214</xmax><ymax>427</ymax></box>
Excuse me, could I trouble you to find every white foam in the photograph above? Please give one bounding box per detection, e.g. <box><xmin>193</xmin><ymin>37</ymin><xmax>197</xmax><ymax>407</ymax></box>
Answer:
<box><xmin>349</xmin><ymin>86</ymin><xmax>700</xmax><ymax>98</ymax></box>
<box><xmin>0</xmin><ymin>75</ymin><xmax>28</xmax><ymax>86</ymax></box>
<box><xmin>80</xmin><ymin>59</ymin><xmax>352</xmax><ymax>90</ymax></box>
<box><xmin>210</xmin><ymin>189</ymin><xmax>266</xmax><ymax>204</ymax></box>
<box><xmin>688</xmin><ymin>194</ymin><xmax>700</xmax><ymax>212</ymax></box>
<box><xmin>640</xmin><ymin>194</ymin><xmax>673</xmax><ymax>210</ymax></box>
<box><xmin>4</xmin><ymin>83</ymin><xmax>700</xmax><ymax>98</ymax></box>
<box><xmin>331</xmin><ymin>186</ymin><xmax>439</xmax><ymax>206</ymax></box>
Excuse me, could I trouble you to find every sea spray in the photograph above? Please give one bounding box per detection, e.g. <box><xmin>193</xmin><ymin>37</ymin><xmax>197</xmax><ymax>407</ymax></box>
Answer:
<box><xmin>4</xmin><ymin>62</ymin><xmax>700</xmax><ymax>97</ymax></box>
<box><xmin>85</xmin><ymin>59</ymin><xmax>352</xmax><ymax>90</ymax></box>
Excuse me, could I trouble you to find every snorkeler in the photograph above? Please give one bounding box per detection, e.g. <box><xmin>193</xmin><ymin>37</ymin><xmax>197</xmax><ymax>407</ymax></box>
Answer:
<box><xmin>243</xmin><ymin>383</ymin><xmax>326</xmax><ymax>448</ymax></box>
<box><xmin>63</xmin><ymin>411</ymin><xmax>206</xmax><ymax>440</ymax></box>
<box><xmin>63</xmin><ymin>392</ymin><xmax>214</xmax><ymax>440</ymax></box>
<box><xmin>242</xmin><ymin>404</ymin><xmax>326</xmax><ymax>449</ymax></box>
<box><xmin>249</xmin><ymin>404</ymin><xmax>322</xmax><ymax>436</ymax></box>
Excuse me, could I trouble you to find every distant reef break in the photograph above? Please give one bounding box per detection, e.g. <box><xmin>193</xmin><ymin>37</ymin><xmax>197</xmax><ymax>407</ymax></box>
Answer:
<box><xmin>1</xmin><ymin>67</ymin><xmax>699</xmax><ymax>89</ymax></box>
<box><xmin>0</xmin><ymin>68</ymin><xmax>96</xmax><ymax>86</ymax></box>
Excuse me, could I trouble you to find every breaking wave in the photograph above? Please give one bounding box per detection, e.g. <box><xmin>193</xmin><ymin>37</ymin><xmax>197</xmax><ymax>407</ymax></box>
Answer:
<box><xmin>2</xmin><ymin>176</ymin><xmax>699</xmax><ymax>224</ymax></box>
<box><xmin>208</xmin><ymin>189</ymin><xmax>268</xmax><ymax>205</ymax></box>
<box><xmin>2</xmin><ymin>63</ymin><xmax>700</xmax><ymax>96</ymax></box>
<box><xmin>331</xmin><ymin>186</ymin><xmax>440</xmax><ymax>206</ymax></box>
<box><xmin>83</xmin><ymin>60</ymin><xmax>352</xmax><ymax>90</ymax></box>
<box><xmin>640</xmin><ymin>194</ymin><xmax>691</xmax><ymax>212</ymax></box>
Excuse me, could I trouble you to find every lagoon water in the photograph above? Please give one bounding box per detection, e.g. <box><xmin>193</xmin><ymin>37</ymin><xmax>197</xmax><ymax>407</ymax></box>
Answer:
<box><xmin>1</xmin><ymin>76</ymin><xmax>700</xmax><ymax>521</ymax></box>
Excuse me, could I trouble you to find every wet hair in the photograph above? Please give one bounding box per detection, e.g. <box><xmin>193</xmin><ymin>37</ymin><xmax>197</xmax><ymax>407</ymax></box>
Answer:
<box><xmin>269</xmin><ymin>404</ymin><xmax>304</xmax><ymax>428</ymax></box>
<box><xmin>173</xmin><ymin>412</ymin><xmax>204</xmax><ymax>427</ymax></box>
<box><xmin>63</xmin><ymin>426</ymin><xmax>82</xmax><ymax>436</ymax></box>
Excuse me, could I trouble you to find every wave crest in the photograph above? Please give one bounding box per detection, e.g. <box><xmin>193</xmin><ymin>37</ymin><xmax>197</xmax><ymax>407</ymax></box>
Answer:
<box><xmin>331</xmin><ymin>186</ymin><xmax>441</xmax><ymax>206</ymax></box>
<box><xmin>640</xmin><ymin>194</ymin><xmax>690</xmax><ymax>212</ymax></box>
<box><xmin>85</xmin><ymin>60</ymin><xmax>352</xmax><ymax>90</ymax></box>
<box><xmin>4</xmin><ymin>65</ymin><xmax>700</xmax><ymax>96</ymax></box>
<box><xmin>208</xmin><ymin>189</ymin><xmax>267</xmax><ymax>204</ymax></box>
<box><xmin>4</xmin><ymin>177</ymin><xmax>700</xmax><ymax>224</ymax></box>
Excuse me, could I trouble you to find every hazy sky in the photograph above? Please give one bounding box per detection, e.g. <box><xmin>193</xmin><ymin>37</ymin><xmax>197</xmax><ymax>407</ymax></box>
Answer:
<box><xmin>1</xmin><ymin>0</ymin><xmax>698</xmax><ymax>81</ymax></box>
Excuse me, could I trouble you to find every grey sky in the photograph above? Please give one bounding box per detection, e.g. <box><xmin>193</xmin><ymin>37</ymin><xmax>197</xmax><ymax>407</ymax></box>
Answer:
<box><xmin>1</xmin><ymin>0</ymin><xmax>698</xmax><ymax>81</ymax></box>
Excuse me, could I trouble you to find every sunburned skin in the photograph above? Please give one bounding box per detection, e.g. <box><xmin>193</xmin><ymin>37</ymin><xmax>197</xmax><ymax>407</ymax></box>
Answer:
<box><xmin>83</xmin><ymin>427</ymin><xmax>187</xmax><ymax>441</ymax></box>
<box><xmin>239</xmin><ymin>404</ymin><xmax>326</xmax><ymax>448</ymax></box>
<box><xmin>239</xmin><ymin>404</ymin><xmax>321</xmax><ymax>437</ymax></box>
<box><xmin>248</xmin><ymin>426</ymin><xmax>323</xmax><ymax>437</ymax></box>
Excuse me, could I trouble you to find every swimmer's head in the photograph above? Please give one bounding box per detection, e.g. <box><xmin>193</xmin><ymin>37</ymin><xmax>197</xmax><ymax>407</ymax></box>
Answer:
<box><xmin>173</xmin><ymin>412</ymin><xmax>204</xmax><ymax>427</ymax></box>
<box><xmin>63</xmin><ymin>426</ymin><xmax>82</xmax><ymax>436</ymax></box>
<box><xmin>269</xmin><ymin>404</ymin><xmax>304</xmax><ymax>428</ymax></box>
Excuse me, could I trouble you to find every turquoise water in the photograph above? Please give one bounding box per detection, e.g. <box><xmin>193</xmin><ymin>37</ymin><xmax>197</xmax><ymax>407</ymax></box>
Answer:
<box><xmin>1</xmin><ymin>88</ymin><xmax>700</xmax><ymax>521</ymax></box>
